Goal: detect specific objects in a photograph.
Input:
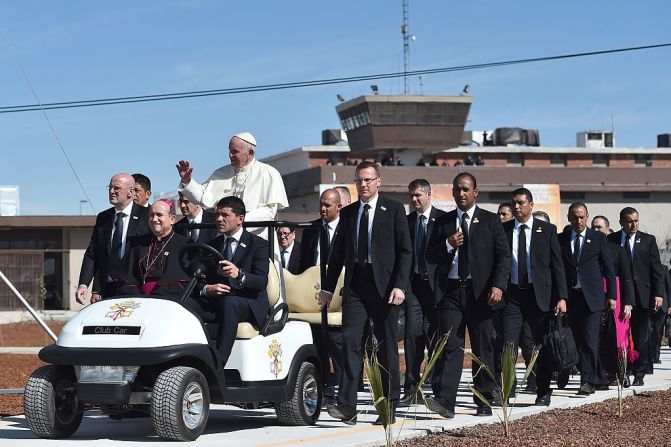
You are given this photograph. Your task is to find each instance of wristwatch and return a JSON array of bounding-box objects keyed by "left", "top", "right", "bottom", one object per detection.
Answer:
[{"left": 238, "top": 268, "right": 246, "bottom": 285}]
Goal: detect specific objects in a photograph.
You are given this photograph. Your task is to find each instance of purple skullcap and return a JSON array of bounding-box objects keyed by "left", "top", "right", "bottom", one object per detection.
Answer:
[{"left": 158, "top": 198, "right": 176, "bottom": 213}]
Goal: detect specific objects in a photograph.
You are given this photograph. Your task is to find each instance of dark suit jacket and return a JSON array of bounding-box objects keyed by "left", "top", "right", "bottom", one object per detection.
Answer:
[
  {"left": 174, "top": 210, "right": 218, "bottom": 244},
  {"left": 206, "top": 231, "right": 269, "bottom": 327},
  {"left": 426, "top": 206, "right": 511, "bottom": 307},
  {"left": 664, "top": 268, "right": 671, "bottom": 313},
  {"left": 299, "top": 218, "right": 341, "bottom": 273},
  {"left": 606, "top": 242, "right": 636, "bottom": 308},
  {"left": 503, "top": 218, "right": 568, "bottom": 312},
  {"left": 283, "top": 241, "right": 302, "bottom": 275},
  {"left": 558, "top": 228, "right": 616, "bottom": 312},
  {"left": 607, "top": 230, "right": 665, "bottom": 309},
  {"left": 323, "top": 196, "right": 412, "bottom": 299},
  {"left": 407, "top": 206, "right": 447, "bottom": 293},
  {"left": 78, "top": 203, "right": 150, "bottom": 297},
  {"left": 118, "top": 232, "right": 190, "bottom": 297}
]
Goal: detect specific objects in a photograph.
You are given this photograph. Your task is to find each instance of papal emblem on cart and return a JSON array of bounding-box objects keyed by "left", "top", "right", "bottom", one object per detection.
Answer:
[
  {"left": 105, "top": 300, "right": 141, "bottom": 321},
  {"left": 268, "top": 338, "right": 283, "bottom": 377}
]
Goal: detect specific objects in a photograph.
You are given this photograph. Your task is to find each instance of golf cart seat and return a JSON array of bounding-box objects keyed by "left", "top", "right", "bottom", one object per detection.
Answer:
[
  {"left": 284, "top": 266, "right": 344, "bottom": 326},
  {"left": 234, "top": 261, "right": 284, "bottom": 339}
]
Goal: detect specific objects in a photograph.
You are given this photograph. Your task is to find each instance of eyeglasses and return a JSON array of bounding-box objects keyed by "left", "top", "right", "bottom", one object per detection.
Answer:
[
  {"left": 354, "top": 177, "right": 379, "bottom": 185},
  {"left": 107, "top": 185, "right": 131, "bottom": 192},
  {"left": 276, "top": 231, "right": 293, "bottom": 237}
]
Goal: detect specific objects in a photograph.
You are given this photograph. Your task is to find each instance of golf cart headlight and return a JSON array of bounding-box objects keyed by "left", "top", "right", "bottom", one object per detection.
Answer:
[{"left": 75, "top": 365, "right": 140, "bottom": 383}]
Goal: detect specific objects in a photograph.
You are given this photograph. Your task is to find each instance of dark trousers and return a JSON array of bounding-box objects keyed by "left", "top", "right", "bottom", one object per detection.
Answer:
[
  {"left": 432, "top": 279, "right": 495, "bottom": 407},
  {"left": 567, "top": 289, "right": 601, "bottom": 385},
  {"left": 493, "top": 310, "right": 536, "bottom": 388},
  {"left": 403, "top": 273, "right": 438, "bottom": 393},
  {"left": 649, "top": 309, "right": 666, "bottom": 366},
  {"left": 501, "top": 285, "right": 552, "bottom": 396},
  {"left": 630, "top": 306, "right": 651, "bottom": 379},
  {"left": 185, "top": 294, "right": 261, "bottom": 366},
  {"left": 338, "top": 264, "right": 400, "bottom": 412}
]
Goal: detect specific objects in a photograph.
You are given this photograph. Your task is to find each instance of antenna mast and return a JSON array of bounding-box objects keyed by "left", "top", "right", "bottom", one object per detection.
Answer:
[{"left": 402, "top": 0, "right": 410, "bottom": 94}]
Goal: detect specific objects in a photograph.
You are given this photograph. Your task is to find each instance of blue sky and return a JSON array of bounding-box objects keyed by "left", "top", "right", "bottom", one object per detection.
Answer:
[{"left": 1, "top": 0, "right": 669, "bottom": 215}]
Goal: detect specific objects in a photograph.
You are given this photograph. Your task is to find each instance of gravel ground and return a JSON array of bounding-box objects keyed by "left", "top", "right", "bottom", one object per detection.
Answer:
[
  {"left": 0, "top": 322, "right": 63, "bottom": 416},
  {"left": 396, "top": 389, "right": 671, "bottom": 447}
]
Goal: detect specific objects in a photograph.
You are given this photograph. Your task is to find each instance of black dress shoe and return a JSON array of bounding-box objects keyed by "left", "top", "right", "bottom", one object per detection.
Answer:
[
  {"left": 623, "top": 377, "right": 631, "bottom": 388},
  {"left": 594, "top": 383, "right": 609, "bottom": 391},
  {"left": 535, "top": 391, "right": 552, "bottom": 406},
  {"left": 632, "top": 377, "right": 644, "bottom": 386},
  {"left": 398, "top": 392, "right": 416, "bottom": 407},
  {"left": 556, "top": 369, "right": 570, "bottom": 389},
  {"left": 578, "top": 382, "right": 595, "bottom": 395},
  {"left": 425, "top": 396, "right": 455, "bottom": 419},
  {"left": 327, "top": 404, "right": 357, "bottom": 425},
  {"left": 475, "top": 405, "right": 492, "bottom": 416}
]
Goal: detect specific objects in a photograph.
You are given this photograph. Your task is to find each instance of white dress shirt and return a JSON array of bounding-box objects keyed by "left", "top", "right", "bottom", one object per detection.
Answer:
[
  {"left": 111, "top": 201, "right": 134, "bottom": 259},
  {"left": 316, "top": 216, "right": 340, "bottom": 265},
  {"left": 447, "top": 205, "right": 475, "bottom": 279},
  {"left": 356, "top": 194, "right": 379, "bottom": 263}
]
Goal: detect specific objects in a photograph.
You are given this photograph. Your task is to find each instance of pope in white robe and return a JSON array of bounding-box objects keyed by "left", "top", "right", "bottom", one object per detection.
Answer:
[{"left": 176, "top": 131, "right": 288, "bottom": 239}]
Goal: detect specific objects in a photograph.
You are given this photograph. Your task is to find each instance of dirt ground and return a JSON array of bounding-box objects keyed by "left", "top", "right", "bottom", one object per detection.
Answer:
[{"left": 396, "top": 388, "right": 671, "bottom": 447}]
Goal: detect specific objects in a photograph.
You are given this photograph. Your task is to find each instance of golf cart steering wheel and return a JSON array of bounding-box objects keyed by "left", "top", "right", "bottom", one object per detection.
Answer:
[{"left": 178, "top": 243, "right": 224, "bottom": 281}]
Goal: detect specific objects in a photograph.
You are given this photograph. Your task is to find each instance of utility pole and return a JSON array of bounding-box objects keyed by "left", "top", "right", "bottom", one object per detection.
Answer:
[{"left": 402, "top": 0, "right": 410, "bottom": 94}]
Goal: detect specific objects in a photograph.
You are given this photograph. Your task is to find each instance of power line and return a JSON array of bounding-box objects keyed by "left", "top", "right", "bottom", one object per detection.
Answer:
[
  {"left": 0, "top": 25, "right": 97, "bottom": 214},
  {"left": 1, "top": 42, "right": 669, "bottom": 114}
]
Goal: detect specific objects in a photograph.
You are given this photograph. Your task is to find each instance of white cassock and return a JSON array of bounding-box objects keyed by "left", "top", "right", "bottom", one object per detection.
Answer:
[{"left": 178, "top": 158, "right": 289, "bottom": 239}]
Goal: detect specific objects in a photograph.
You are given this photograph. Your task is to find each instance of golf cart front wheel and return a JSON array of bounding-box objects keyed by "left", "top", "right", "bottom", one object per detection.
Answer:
[
  {"left": 24, "top": 365, "right": 83, "bottom": 439},
  {"left": 275, "top": 361, "right": 322, "bottom": 425},
  {"left": 151, "top": 366, "right": 210, "bottom": 441}
]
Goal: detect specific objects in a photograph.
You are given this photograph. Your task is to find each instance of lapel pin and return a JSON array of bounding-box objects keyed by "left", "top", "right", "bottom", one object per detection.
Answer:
[
  {"left": 240, "top": 242, "right": 247, "bottom": 248},
  {"left": 132, "top": 216, "right": 138, "bottom": 220},
  {"left": 164, "top": 251, "right": 169, "bottom": 256},
  {"left": 472, "top": 218, "right": 479, "bottom": 223},
  {"left": 586, "top": 239, "right": 591, "bottom": 243},
  {"left": 535, "top": 228, "right": 542, "bottom": 232},
  {"left": 431, "top": 217, "right": 435, "bottom": 222},
  {"left": 380, "top": 205, "right": 387, "bottom": 211}
]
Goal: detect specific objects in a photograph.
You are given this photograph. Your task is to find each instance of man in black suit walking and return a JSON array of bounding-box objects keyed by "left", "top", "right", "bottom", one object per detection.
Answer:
[
  {"left": 424, "top": 173, "right": 511, "bottom": 418},
  {"left": 607, "top": 207, "right": 665, "bottom": 386},
  {"left": 185, "top": 196, "right": 269, "bottom": 367},
  {"left": 76, "top": 173, "right": 150, "bottom": 304},
  {"left": 559, "top": 203, "right": 617, "bottom": 395},
  {"left": 299, "top": 188, "right": 342, "bottom": 273},
  {"left": 399, "top": 179, "right": 446, "bottom": 406},
  {"left": 502, "top": 188, "right": 568, "bottom": 406},
  {"left": 174, "top": 192, "right": 218, "bottom": 244},
  {"left": 318, "top": 161, "right": 412, "bottom": 425}
]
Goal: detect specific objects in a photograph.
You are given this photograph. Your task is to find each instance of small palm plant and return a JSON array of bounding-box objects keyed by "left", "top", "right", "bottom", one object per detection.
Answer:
[
  {"left": 364, "top": 330, "right": 450, "bottom": 447},
  {"left": 466, "top": 342, "right": 540, "bottom": 437},
  {"left": 616, "top": 345, "right": 627, "bottom": 417}
]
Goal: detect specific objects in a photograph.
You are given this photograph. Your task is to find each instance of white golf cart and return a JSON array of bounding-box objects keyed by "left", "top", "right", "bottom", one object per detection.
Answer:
[{"left": 23, "top": 221, "right": 335, "bottom": 442}]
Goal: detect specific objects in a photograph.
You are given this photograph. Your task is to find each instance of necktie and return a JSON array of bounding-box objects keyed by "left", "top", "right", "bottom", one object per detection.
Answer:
[
  {"left": 281, "top": 249, "right": 287, "bottom": 268},
  {"left": 417, "top": 215, "right": 427, "bottom": 277},
  {"left": 222, "top": 237, "right": 233, "bottom": 261},
  {"left": 458, "top": 214, "right": 469, "bottom": 279},
  {"left": 624, "top": 234, "right": 633, "bottom": 264},
  {"left": 573, "top": 234, "right": 582, "bottom": 264},
  {"left": 110, "top": 212, "right": 125, "bottom": 268},
  {"left": 572, "top": 233, "right": 581, "bottom": 287},
  {"left": 188, "top": 219, "right": 197, "bottom": 242},
  {"left": 518, "top": 224, "right": 528, "bottom": 287},
  {"left": 320, "top": 222, "right": 331, "bottom": 265},
  {"left": 357, "top": 204, "right": 370, "bottom": 266}
]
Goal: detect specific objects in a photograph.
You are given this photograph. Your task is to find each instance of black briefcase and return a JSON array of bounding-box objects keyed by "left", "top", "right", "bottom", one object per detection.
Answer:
[{"left": 543, "top": 314, "right": 579, "bottom": 371}]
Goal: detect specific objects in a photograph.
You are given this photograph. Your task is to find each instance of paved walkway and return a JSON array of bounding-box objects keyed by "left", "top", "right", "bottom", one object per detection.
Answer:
[{"left": 2, "top": 348, "right": 670, "bottom": 446}]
